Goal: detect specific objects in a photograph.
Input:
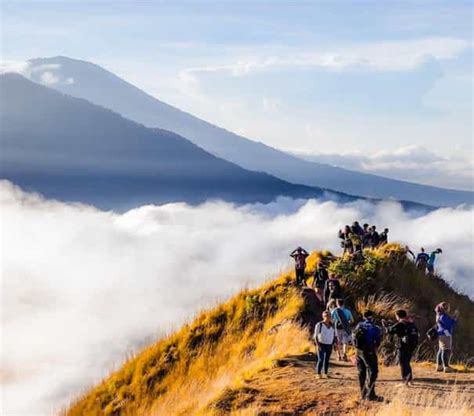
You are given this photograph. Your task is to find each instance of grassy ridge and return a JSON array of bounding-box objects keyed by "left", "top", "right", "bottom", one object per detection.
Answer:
[{"left": 65, "top": 245, "right": 473, "bottom": 415}]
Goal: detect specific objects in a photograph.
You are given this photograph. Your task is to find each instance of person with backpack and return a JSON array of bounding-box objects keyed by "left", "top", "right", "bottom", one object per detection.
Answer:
[
  {"left": 382, "top": 310, "right": 419, "bottom": 385},
  {"left": 415, "top": 248, "right": 429, "bottom": 273},
  {"left": 290, "top": 247, "right": 309, "bottom": 287},
  {"left": 313, "top": 261, "right": 329, "bottom": 303},
  {"left": 313, "top": 310, "right": 336, "bottom": 378},
  {"left": 339, "top": 226, "right": 353, "bottom": 255},
  {"left": 427, "top": 248, "right": 442, "bottom": 275},
  {"left": 353, "top": 310, "right": 383, "bottom": 402},
  {"left": 435, "top": 302, "right": 459, "bottom": 373},
  {"left": 331, "top": 298, "right": 354, "bottom": 361}
]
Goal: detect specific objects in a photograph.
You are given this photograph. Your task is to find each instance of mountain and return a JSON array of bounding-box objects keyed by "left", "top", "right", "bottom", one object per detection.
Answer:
[
  {"left": 0, "top": 73, "right": 361, "bottom": 210},
  {"left": 26, "top": 56, "right": 473, "bottom": 207},
  {"left": 65, "top": 244, "right": 474, "bottom": 415}
]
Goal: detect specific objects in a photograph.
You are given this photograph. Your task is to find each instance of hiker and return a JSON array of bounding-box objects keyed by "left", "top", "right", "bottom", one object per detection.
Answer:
[
  {"left": 435, "top": 302, "right": 458, "bottom": 373},
  {"left": 313, "top": 310, "right": 336, "bottom": 378},
  {"left": 404, "top": 246, "right": 416, "bottom": 262},
  {"left": 313, "top": 261, "right": 329, "bottom": 302},
  {"left": 379, "top": 228, "right": 389, "bottom": 246},
  {"left": 362, "top": 223, "right": 370, "bottom": 248},
  {"left": 427, "top": 248, "right": 442, "bottom": 275},
  {"left": 290, "top": 247, "right": 309, "bottom": 287},
  {"left": 352, "top": 221, "right": 364, "bottom": 237},
  {"left": 368, "top": 226, "right": 380, "bottom": 249},
  {"left": 382, "top": 310, "right": 419, "bottom": 386},
  {"left": 324, "top": 276, "right": 343, "bottom": 307},
  {"left": 350, "top": 225, "right": 363, "bottom": 253},
  {"left": 353, "top": 310, "right": 383, "bottom": 402},
  {"left": 415, "top": 248, "right": 429, "bottom": 272},
  {"left": 331, "top": 299, "right": 354, "bottom": 361},
  {"left": 339, "top": 225, "right": 353, "bottom": 254}
]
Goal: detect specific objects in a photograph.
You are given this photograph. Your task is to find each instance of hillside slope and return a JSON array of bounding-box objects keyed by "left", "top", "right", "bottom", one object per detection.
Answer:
[
  {"left": 65, "top": 245, "right": 474, "bottom": 415},
  {"left": 26, "top": 56, "right": 474, "bottom": 207},
  {"left": 0, "top": 73, "right": 357, "bottom": 210}
]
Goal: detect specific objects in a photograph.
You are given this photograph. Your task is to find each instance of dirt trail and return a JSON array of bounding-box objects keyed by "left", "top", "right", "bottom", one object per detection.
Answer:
[{"left": 213, "top": 353, "right": 474, "bottom": 415}]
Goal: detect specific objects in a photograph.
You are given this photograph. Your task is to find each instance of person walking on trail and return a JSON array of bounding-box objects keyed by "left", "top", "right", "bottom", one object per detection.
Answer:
[
  {"left": 382, "top": 310, "right": 419, "bottom": 386},
  {"left": 313, "top": 310, "right": 336, "bottom": 379},
  {"left": 435, "top": 302, "right": 459, "bottom": 373},
  {"left": 331, "top": 299, "right": 354, "bottom": 361},
  {"left": 427, "top": 248, "right": 442, "bottom": 275},
  {"left": 353, "top": 310, "right": 383, "bottom": 402},
  {"left": 324, "top": 276, "right": 343, "bottom": 307},
  {"left": 290, "top": 247, "right": 309, "bottom": 287},
  {"left": 415, "top": 248, "right": 429, "bottom": 272},
  {"left": 313, "top": 261, "right": 329, "bottom": 303},
  {"left": 379, "top": 228, "right": 389, "bottom": 246},
  {"left": 339, "top": 225, "right": 353, "bottom": 254}
]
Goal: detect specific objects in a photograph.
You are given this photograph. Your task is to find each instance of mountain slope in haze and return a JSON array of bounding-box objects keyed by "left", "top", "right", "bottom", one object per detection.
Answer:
[
  {"left": 65, "top": 245, "right": 474, "bottom": 415},
  {"left": 0, "top": 73, "right": 359, "bottom": 210},
  {"left": 26, "top": 56, "right": 473, "bottom": 207}
]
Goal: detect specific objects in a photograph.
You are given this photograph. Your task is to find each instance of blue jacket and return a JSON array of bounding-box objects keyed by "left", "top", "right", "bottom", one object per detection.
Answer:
[
  {"left": 437, "top": 313, "right": 456, "bottom": 336},
  {"left": 357, "top": 319, "right": 382, "bottom": 350}
]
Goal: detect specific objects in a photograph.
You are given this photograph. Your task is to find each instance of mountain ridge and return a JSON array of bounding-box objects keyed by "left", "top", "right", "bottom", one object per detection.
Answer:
[{"left": 26, "top": 56, "right": 473, "bottom": 207}]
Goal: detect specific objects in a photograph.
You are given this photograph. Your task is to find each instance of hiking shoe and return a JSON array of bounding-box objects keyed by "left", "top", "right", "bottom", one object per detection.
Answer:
[
  {"left": 317, "top": 374, "right": 323, "bottom": 379},
  {"left": 343, "top": 354, "right": 348, "bottom": 362},
  {"left": 325, "top": 373, "right": 331, "bottom": 379},
  {"left": 367, "top": 396, "right": 384, "bottom": 402},
  {"left": 436, "top": 366, "right": 443, "bottom": 372},
  {"left": 444, "top": 367, "right": 455, "bottom": 373}
]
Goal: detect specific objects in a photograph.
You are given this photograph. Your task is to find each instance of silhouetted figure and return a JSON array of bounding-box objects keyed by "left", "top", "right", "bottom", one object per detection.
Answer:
[{"left": 290, "top": 247, "right": 309, "bottom": 287}]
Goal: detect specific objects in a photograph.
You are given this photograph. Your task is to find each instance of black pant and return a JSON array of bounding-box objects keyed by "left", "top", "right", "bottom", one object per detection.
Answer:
[
  {"left": 356, "top": 350, "right": 378, "bottom": 400},
  {"left": 295, "top": 268, "right": 305, "bottom": 286},
  {"left": 317, "top": 343, "right": 332, "bottom": 374},
  {"left": 399, "top": 347, "right": 414, "bottom": 382}
]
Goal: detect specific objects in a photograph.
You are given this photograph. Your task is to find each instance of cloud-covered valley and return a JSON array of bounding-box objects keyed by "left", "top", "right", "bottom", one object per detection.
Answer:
[{"left": 1, "top": 180, "right": 473, "bottom": 414}]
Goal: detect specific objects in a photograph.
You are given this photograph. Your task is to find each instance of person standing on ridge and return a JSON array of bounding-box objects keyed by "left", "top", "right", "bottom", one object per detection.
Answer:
[
  {"left": 313, "top": 310, "right": 336, "bottom": 379},
  {"left": 313, "top": 261, "right": 329, "bottom": 303},
  {"left": 379, "top": 228, "right": 389, "bottom": 246},
  {"left": 368, "top": 226, "right": 380, "bottom": 249},
  {"left": 382, "top": 310, "right": 419, "bottom": 386},
  {"left": 339, "top": 225, "right": 353, "bottom": 254},
  {"left": 415, "top": 248, "right": 429, "bottom": 273},
  {"left": 427, "top": 248, "right": 442, "bottom": 275},
  {"left": 331, "top": 298, "right": 354, "bottom": 361},
  {"left": 290, "top": 247, "right": 309, "bottom": 287},
  {"left": 362, "top": 223, "right": 370, "bottom": 248},
  {"left": 353, "top": 310, "right": 383, "bottom": 402},
  {"left": 435, "top": 302, "right": 458, "bottom": 373}
]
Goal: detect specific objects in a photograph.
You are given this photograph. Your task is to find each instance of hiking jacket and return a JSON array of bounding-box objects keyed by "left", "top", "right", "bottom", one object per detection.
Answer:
[
  {"left": 387, "top": 320, "right": 417, "bottom": 350},
  {"left": 436, "top": 312, "right": 456, "bottom": 336},
  {"left": 314, "top": 322, "right": 336, "bottom": 345},
  {"left": 427, "top": 252, "right": 438, "bottom": 266}
]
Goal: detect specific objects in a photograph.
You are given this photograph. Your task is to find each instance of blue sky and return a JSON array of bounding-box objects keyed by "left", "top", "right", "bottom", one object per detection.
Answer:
[{"left": 1, "top": 1, "right": 472, "bottom": 169}]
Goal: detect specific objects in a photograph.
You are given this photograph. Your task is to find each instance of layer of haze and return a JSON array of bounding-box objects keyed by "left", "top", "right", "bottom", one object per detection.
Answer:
[{"left": 1, "top": 181, "right": 473, "bottom": 414}]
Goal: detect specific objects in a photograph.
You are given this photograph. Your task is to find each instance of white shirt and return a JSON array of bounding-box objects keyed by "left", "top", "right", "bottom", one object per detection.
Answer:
[{"left": 314, "top": 321, "right": 336, "bottom": 345}]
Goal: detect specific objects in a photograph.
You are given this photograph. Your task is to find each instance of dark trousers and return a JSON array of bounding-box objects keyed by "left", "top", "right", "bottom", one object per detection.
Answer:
[
  {"left": 295, "top": 268, "right": 305, "bottom": 286},
  {"left": 399, "top": 347, "right": 414, "bottom": 382},
  {"left": 356, "top": 350, "right": 378, "bottom": 400},
  {"left": 317, "top": 343, "right": 332, "bottom": 374}
]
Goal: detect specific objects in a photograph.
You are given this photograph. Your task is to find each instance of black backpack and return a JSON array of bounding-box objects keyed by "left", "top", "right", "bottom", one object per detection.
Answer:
[
  {"left": 352, "top": 325, "right": 367, "bottom": 350},
  {"left": 401, "top": 322, "right": 419, "bottom": 349}
]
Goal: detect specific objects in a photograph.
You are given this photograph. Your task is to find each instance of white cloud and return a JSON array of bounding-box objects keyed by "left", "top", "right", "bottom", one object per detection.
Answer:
[
  {"left": 182, "top": 37, "right": 470, "bottom": 78},
  {"left": 295, "top": 145, "right": 474, "bottom": 192},
  {"left": 1, "top": 181, "right": 473, "bottom": 414}
]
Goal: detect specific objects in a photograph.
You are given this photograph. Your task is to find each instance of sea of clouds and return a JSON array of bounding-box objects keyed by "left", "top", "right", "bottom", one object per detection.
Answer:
[{"left": 1, "top": 180, "right": 473, "bottom": 415}]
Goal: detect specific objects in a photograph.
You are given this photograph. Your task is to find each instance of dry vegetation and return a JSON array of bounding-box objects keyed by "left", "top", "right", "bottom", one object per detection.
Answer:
[{"left": 64, "top": 245, "right": 473, "bottom": 415}]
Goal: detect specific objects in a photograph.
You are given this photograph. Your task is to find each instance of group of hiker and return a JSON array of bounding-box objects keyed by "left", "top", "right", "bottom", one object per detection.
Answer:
[
  {"left": 338, "top": 221, "right": 389, "bottom": 254},
  {"left": 289, "top": 226, "right": 456, "bottom": 403}
]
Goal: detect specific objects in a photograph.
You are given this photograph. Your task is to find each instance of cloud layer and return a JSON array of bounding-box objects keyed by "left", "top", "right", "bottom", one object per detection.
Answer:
[
  {"left": 1, "top": 181, "right": 473, "bottom": 414},
  {"left": 296, "top": 145, "right": 474, "bottom": 192}
]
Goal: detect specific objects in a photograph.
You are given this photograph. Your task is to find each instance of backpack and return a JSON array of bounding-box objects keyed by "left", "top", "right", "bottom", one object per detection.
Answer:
[
  {"left": 352, "top": 325, "right": 367, "bottom": 350},
  {"left": 401, "top": 322, "right": 419, "bottom": 349},
  {"left": 426, "top": 326, "right": 438, "bottom": 341},
  {"left": 335, "top": 308, "right": 351, "bottom": 335}
]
